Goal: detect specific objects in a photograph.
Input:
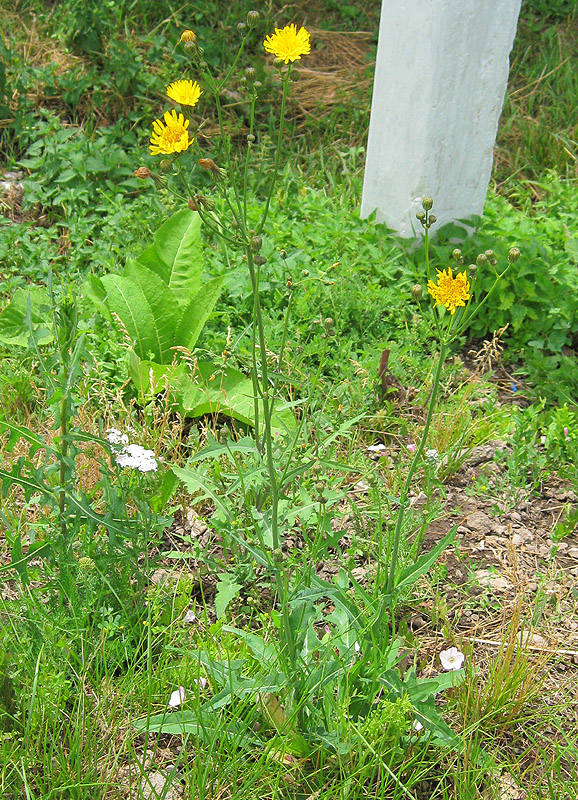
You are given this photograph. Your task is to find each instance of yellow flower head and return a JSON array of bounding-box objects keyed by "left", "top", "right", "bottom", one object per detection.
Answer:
[
  {"left": 178, "top": 30, "right": 197, "bottom": 44},
  {"left": 149, "top": 109, "right": 193, "bottom": 156},
  {"left": 427, "top": 267, "right": 470, "bottom": 315},
  {"left": 263, "top": 23, "right": 311, "bottom": 64},
  {"left": 167, "top": 79, "right": 202, "bottom": 107}
]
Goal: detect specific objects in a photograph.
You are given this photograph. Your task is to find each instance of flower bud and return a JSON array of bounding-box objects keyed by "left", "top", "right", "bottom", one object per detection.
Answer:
[
  {"left": 237, "top": 21, "right": 247, "bottom": 33},
  {"left": 250, "top": 235, "right": 262, "bottom": 251},
  {"left": 134, "top": 166, "right": 152, "bottom": 179},
  {"left": 476, "top": 253, "right": 488, "bottom": 267},
  {"left": 280, "top": 249, "right": 287, "bottom": 258},
  {"left": 218, "top": 426, "right": 230, "bottom": 444},
  {"left": 291, "top": 71, "right": 300, "bottom": 82},
  {"left": 272, "top": 548, "right": 283, "bottom": 562},
  {"left": 244, "top": 66, "right": 256, "bottom": 80},
  {"left": 247, "top": 133, "right": 255, "bottom": 144},
  {"left": 315, "top": 481, "right": 325, "bottom": 493},
  {"left": 428, "top": 214, "right": 437, "bottom": 225},
  {"left": 416, "top": 211, "right": 426, "bottom": 222},
  {"left": 198, "top": 158, "right": 226, "bottom": 179},
  {"left": 194, "top": 194, "right": 216, "bottom": 211},
  {"left": 199, "top": 60, "right": 208, "bottom": 70},
  {"left": 247, "top": 10, "right": 260, "bottom": 27},
  {"left": 508, "top": 247, "right": 521, "bottom": 263},
  {"left": 323, "top": 317, "right": 334, "bottom": 330},
  {"left": 254, "top": 255, "right": 266, "bottom": 266},
  {"left": 159, "top": 159, "right": 174, "bottom": 173},
  {"left": 253, "top": 80, "right": 262, "bottom": 90},
  {"left": 273, "top": 57, "right": 284, "bottom": 69},
  {"left": 411, "top": 284, "right": 423, "bottom": 301},
  {"left": 302, "top": 269, "right": 309, "bottom": 276},
  {"left": 183, "top": 41, "right": 198, "bottom": 56},
  {"left": 312, "top": 462, "right": 323, "bottom": 475},
  {"left": 451, "top": 248, "right": 462, "bottom": 261},
  {"left": 188, "top": 197, "right": 197, "bottom": 211},
  {"left": 484, "top": 249, "right": 496, "bottom": 261},
  {"left": 422, "top": 196, "right": 433, "bottom": 211},
  {"left": 468, "top": 263, "right": 477, "bottom": 276}
]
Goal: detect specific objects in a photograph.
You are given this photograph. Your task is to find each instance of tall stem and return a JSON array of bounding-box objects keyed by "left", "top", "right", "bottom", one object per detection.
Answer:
[{"left": 385, "top": 341, "right": 447, "bottom": 595}]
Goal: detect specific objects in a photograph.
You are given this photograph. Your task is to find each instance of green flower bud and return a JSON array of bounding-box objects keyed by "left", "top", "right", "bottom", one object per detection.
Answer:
[
  {"left": 315, "top": 481, "right": 325, "bottom": 493},
  {"left": 422, "top": 197, "right": 433, "bottom": 211},
  {"left": 237, "top": 22, "right": 247, "bottom": 33},
  {"left": 251, "top": 235, "right": 262, "bottom": 251},
  {"left": 416, "top": 211, "right": 426, "bottom": 222},
  {"left": 508, "top": 247, "right": 521, "bottom": 263},
  {"left": 254, "top": 254, "right": 266, "bottom": 266},
  {"left": 468, "top": 263, "right": 477, "bottom": 276},
  {"left": 476, "top": 253, "right": 488, "bottom": 267},
  {"left": 253, "top": 80, "right": 262, "bottom": 89},
  {"left": 159, "top": 159, "right": 174, "bottom": 173},
  {"left": 312, "top": 462, "right": 323, "bottom": 475},
  {"left": 247, "top": 133, "right": 256, "bottom": 144},
  {"left": 323, "top": 317, "right": 334, "bottom": 330},
  {"left": 247, "top": 10, "right": 260, "bottom": 27},
  {"left": 428, "top": 214, "right": 437, "bottom": 225},
  {"left": 451, "top": 248, "right": 462, "bottom": 261},
  {"left": 484, "top": 249, "right": 496, "bottom": 261},
  {"left": 245, "top": 66, "right": 256, "bottom": 80},
  {"left": 411, "top": 284, "right": 423, "bottom": 301},
  {"left": 272, "top": 548, "right": 283, "bottom": 563}
]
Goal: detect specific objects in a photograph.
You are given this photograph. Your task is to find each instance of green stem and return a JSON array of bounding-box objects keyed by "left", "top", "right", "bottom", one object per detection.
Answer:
[
  {"left": 385, "top": 340, "right": 447, "bottom": 595},
  {"left": 256, "top": 68, "right": 291, "bottom": 235}
]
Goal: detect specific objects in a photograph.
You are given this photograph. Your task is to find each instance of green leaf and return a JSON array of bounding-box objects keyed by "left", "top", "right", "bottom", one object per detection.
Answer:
[
  {"left": 138, "top": 208, "right": 204, "bottom": 305},
  {"left": 392, "top": 526, "right": 458, "bottom": 596},
  {"left": 174, "top": 275, "right": 224, "bottom": 350},
  {"left": 215, "top": 573, "right": 242, "bottom": 619},
  {"left": 101, "top": 270, "right": 180, "bottom": 362},
  {"left": 0, "top": 287, "right": 53, "bottom": 347}
]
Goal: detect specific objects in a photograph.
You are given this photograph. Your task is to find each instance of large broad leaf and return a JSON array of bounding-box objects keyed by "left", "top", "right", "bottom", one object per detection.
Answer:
[
  {"left": 137, "top": 208, "right": 204, "bottom": 305},
  {"left": 0, "top": 286, "right": 53, "bottom": 347},
  {"left": 174, "top": 275, "right": 224, "bottom": 351},
  {"left": 101, "top": 268, "right": 181, "bottom": 363}
]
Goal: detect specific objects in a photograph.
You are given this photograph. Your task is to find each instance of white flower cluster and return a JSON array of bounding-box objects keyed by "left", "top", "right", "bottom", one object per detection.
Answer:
[
  {"left": 106, "top": 428, "right": 129, "bottom": 446},
  {"left": 106, "top": 429, "right": 158, "bottom": 473}
]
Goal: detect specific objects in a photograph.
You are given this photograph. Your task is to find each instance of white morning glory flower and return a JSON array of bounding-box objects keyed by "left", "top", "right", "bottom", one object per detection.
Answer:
[
  {"left": 368, "top": 443, "right": 387, "bottom": 453},
  {"left": 439, "top": 646, "right": 465, "bottom": 671},
  {"left": 168, "top": 686, "right": 186, "bottom": 708}
]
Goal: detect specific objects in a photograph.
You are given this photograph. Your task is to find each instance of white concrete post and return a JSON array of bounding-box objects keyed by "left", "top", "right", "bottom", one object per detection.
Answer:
[{"left": 360, "top": 0, "right": 522, "bottom": 237}]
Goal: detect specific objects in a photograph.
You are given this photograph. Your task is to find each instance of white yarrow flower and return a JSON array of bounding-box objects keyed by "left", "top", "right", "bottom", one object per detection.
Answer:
[
  {"left": 425, "top": 448, "right": 439, "bottom": 463},
  {"left": 168, "top": 686, "right": 186, "bottom": 708},
  {"left": 439, "top": 646, "right": 465, "bottom": 671},
  {"left": 115, "top": 443, "right": 158, "bottom": 473},
  {"left": 106, "top": 427, "right": 129, "bottom": 446}
]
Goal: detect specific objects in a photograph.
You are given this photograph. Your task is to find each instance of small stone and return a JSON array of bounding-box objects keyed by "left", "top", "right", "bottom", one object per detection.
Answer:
[
  {"left": 466, "top": 511, "right": 493, "bottom": 536},
  {"left": 566, "top": 547, "right": 578, "bottom": 559},
  {"left": 517, "top": 631, "right": 548, "bottom": 648},
  {"left": 511, "top": 533, "right": 523, "bottom": 547},
  {"left": 475, "top": 569, "right": 511, "bottom": 590},
  {"left": 526, "top": 582, "right": 538, "bottom": 592},
  {"left": 510, "top": 511, "right": 522, "bottom": 523}
]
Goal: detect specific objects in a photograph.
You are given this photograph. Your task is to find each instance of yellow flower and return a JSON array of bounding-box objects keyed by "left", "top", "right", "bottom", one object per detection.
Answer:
[
  {"left": 167, "top": 79, "right": 202, "bottom": 107},
  {"left": 427, "top": 267, "right": 470, "bottom": 315},
  {"left": 149, "top": 109, "right": 193, "bottom": 156},
  {"left": 263, "top": 23, "right": 310, "bottom": 64},
  {"left": 178, "top": 30, "right": 197, "bottom": 44}
]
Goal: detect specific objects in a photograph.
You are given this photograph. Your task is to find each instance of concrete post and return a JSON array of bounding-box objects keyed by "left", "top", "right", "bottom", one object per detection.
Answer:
[{"left": 360, "top": 0, "right": 522, "bottom": 237}]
